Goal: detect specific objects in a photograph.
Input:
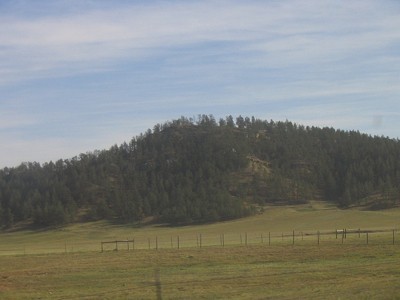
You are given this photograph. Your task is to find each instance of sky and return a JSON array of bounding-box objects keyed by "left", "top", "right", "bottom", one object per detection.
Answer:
[{"left": 1, "top": 0, "right": 400, "bottom": 168}]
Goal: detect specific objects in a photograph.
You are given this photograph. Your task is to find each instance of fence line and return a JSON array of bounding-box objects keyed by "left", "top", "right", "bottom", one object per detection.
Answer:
[
  {"left": 0, "top": 228, "right": 398, "bottom": 256},
  {"left": 98, "top": 228, "right": 398, "bottom": 252},
  {"left": 101, "top": 240, "right": 135, "bottom": 252}
]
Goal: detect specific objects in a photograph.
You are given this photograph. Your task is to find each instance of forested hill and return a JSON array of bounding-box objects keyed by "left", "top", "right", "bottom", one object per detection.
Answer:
[{"left": 1, "top": 115, "right": 400, "bottom": 228}]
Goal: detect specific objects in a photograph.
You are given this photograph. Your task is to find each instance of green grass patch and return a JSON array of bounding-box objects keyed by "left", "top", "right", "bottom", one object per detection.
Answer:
[{"left": 1, "top": 201, "right": 400, "bottom": 255}]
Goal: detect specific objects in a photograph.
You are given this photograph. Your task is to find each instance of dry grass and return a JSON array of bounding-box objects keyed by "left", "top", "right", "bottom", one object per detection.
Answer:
[
  {"left": 0, "top": 244, "right": 399, "bottom": 299},
  {"left": 1, "top": 202, "right": 400, "bottom": 299}
]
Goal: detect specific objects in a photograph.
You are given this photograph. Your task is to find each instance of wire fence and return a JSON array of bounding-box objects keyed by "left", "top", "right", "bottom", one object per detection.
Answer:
[
  {"left": 100, "top": 228, "right": 398, "bottom": 252},
  {"left": 1, "top": 228, "right": 398, "bottom": 256}
]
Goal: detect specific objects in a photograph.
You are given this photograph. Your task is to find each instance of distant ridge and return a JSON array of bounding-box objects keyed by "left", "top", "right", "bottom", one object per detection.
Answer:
[{"left": 1, "top": 115, "right": 399, "bottom": 228}]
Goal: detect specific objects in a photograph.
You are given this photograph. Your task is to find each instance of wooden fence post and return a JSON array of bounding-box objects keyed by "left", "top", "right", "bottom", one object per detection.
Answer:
[
  {"left": 269, "top": 232, "right": 271, "bottom": 246},
  {"left": 292, "top": 230, "right": 295, "bottom": 245},
  {"left": 317, "top": 231, "right": 320, "bottom": 245},
  {"left": 200, "top": 234, "right": 202, "bottom": 248},
  {"left": 155, "top": 268, "right": 162, "bottom": 300},
  {"left": 366, "top": 232, "right": 369, "bottom": 245},
  {"left": 177, "top": 236, "right": 180, "bottom": 249},
  {"left": 245, "top": 232, "right": 248, "bottom": 246}
]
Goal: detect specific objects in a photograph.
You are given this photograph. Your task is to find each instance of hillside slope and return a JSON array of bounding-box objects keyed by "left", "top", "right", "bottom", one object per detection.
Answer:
[{"left": 1, "top": 115, "right": 400, "bottom": 227}]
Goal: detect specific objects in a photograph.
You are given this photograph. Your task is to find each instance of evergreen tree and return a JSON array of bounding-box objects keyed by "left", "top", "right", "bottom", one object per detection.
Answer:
[{"left": 1, "top": 115, "right": 400, "bottom": 228}]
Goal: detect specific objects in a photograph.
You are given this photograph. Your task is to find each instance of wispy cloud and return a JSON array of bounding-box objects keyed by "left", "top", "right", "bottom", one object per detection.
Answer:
[
  {"left": 2, "top": 1, "right": 396, "bottom": 83},
  {"left": 0, "top": 110, "right": 37, "bottom": 130},
  {"left": 0, "top": 0, "right": 399, "bottom": 167}
]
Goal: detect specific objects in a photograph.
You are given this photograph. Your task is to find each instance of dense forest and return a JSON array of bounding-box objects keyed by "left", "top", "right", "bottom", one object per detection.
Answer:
[{"left": 1, "top": 115, "right": 400, "bottom": 228}]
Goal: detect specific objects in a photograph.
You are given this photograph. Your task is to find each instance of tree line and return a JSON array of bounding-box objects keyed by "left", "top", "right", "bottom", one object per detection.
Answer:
[{"left": 1, "top": 115, "right": 399, "bottom": 228}]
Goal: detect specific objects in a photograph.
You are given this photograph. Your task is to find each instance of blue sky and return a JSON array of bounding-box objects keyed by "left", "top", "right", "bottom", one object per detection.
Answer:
[{"left": 1, "top": 0, "right": 400, "bottom": 168}]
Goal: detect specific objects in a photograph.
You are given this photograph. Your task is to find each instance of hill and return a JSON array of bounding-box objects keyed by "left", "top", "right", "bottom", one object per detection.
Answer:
[{"left": 1, "top": 115, "right": 400, "bottom": 228}]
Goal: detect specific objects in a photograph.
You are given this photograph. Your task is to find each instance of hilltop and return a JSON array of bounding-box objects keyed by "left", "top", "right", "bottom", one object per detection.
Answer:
[{"left": 1, "top": 115, "right": 400, "bottom": 228}]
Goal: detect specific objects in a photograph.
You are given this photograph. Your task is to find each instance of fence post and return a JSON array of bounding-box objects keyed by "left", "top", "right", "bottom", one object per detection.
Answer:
[
  {"left": 366, "top": 232, "right": 369, "bottom": 245},
  {"left": 101, "top": 242, "right": 103, "bottom": 252},
  {"left": 116, "top": 241, "right": 118, "bottom": 251},
  {"left": 200, "top": 234, "right": 202, "bottom": 248},
  {"left": 317, "top": 231, "right": 320, "bottom": 245},
  {"left": 155, "top": 268, "right": 162, "bottom": 300},
  {"left": 156, "top": 236, "right": 158, "bottom": 250},
  {"left": 245, "top": 232, "right": 248, "bottom": 246},
  {"left": 393, "top": 229, "right": 395, "bottom": 245},
  {"left": 240, "top": 234, "right": 243, "bottom": 245},
  {"left": 177, "top": 236, "right": 180, "bottom": 249},
  {"left": 292, "top": 230, "right": 295, "bottom": 245},
  {"left": 358, "top": 229, "right": 361, "bottom": 238},
  {"left": 269, "top": 232, "right": 271, "bottom": 246},
  {"left": 133, "top": 238, "right": 135, "bottom": 251}
]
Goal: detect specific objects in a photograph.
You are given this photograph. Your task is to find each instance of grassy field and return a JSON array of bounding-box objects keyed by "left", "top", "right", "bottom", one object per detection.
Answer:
[
  {"left": 0, "top": 245, "right": 399, "bottom": 299},
  {"left": 1, "top": 201, "right": 399, "bottom": 254},
  {"left": 0, "top": 202, "right": 400, "bottom": 299}
]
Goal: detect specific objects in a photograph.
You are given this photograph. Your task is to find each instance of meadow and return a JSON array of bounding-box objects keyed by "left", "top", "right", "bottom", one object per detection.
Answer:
[{"left": 1, "top": 202, "right": 400, "bottom": 299}]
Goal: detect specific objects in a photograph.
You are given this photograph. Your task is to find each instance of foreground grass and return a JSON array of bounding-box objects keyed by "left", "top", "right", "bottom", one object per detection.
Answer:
[
  {"left": 1, "top": 202, "right": 400, "bottom": 299},
  {"left": 0, "top": 244, "right": 399, "bottom": 299}
]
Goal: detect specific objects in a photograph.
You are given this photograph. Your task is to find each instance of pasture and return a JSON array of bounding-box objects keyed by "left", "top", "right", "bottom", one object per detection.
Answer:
[
  {"left": 1, "top": 202, "right": 400, "bottom": 299},
  {"left": 1, "top": 245, "right": 400, "bottom": 299}
]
